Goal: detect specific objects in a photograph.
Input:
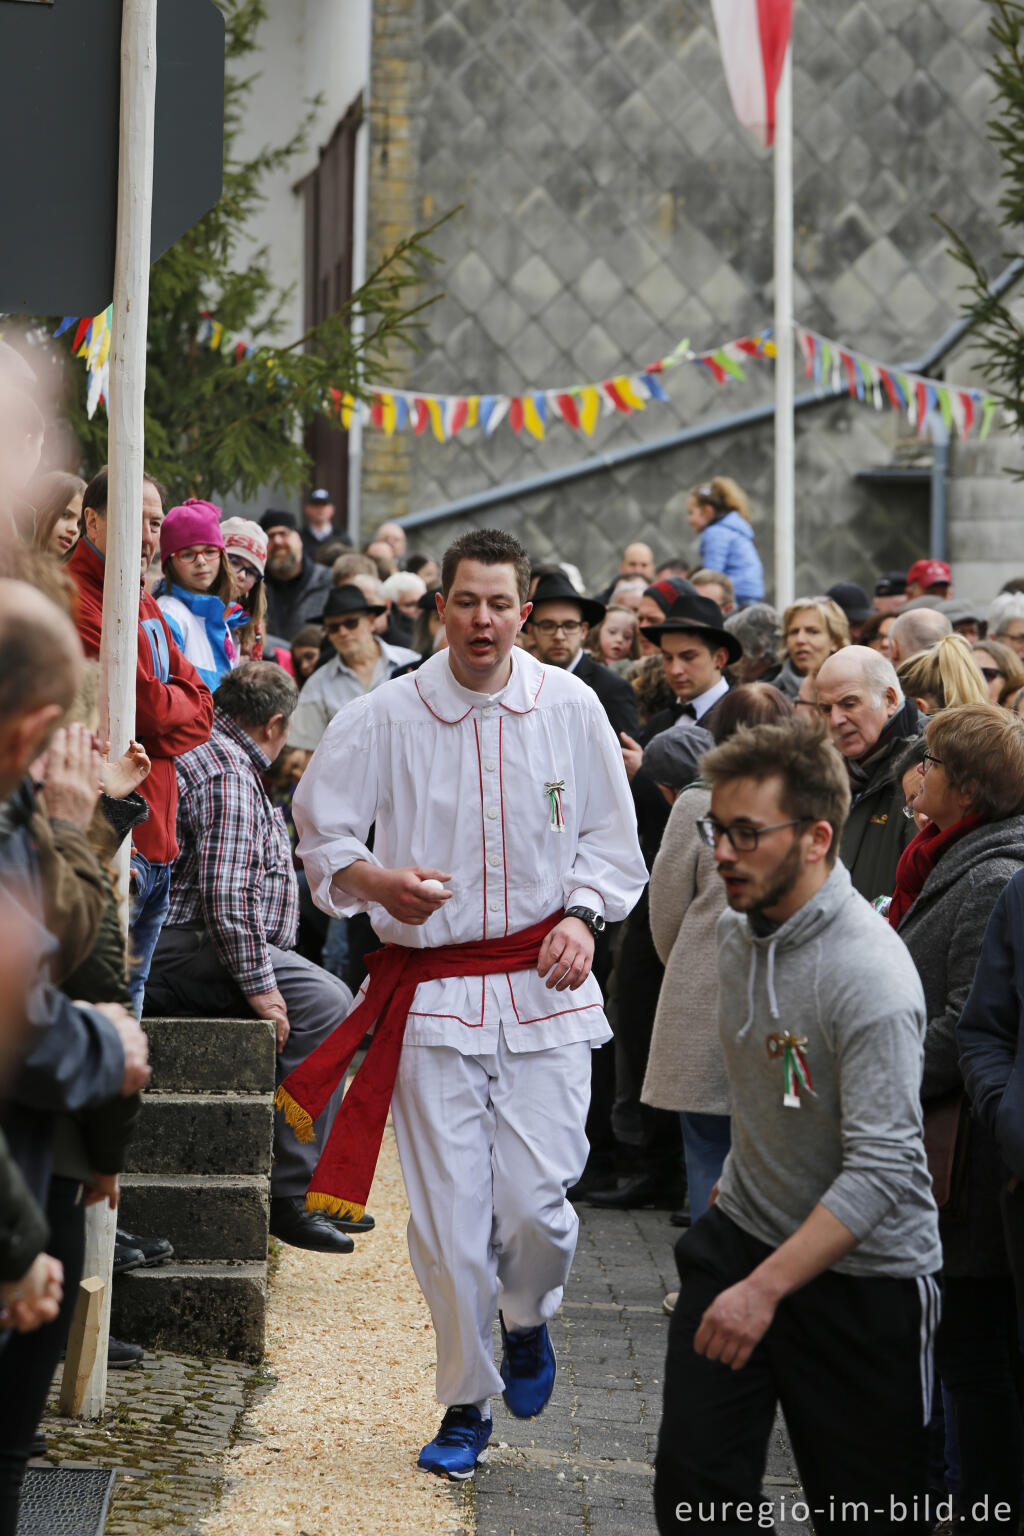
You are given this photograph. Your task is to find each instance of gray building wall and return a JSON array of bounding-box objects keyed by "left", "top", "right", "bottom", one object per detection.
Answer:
[{"left": 365, "top": 0, "right": 1021, "bottom": 601}]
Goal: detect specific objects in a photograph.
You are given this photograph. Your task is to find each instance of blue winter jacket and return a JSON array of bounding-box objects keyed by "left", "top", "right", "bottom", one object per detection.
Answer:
[
  {"left": 157, "top": 583, "right": 246, "bottom": 691},
  {"left": 698, "top": 510, "right": 765, "bottom": 605},
  {"left": 959, "top": 869, "right": 1024, "bottom": 1179}
]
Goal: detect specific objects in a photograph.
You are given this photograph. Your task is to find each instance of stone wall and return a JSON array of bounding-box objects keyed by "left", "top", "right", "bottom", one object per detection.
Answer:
[{"left": 365, "top": 0, "right": 1020, "bottom": 600}]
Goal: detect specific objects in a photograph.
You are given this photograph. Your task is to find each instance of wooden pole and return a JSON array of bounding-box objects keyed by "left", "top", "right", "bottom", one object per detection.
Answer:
[
  {"left": 82, "top": 0, "right": 158, "bottom": 1420},
  {"left": 773, "top": 43, "right": 795, "bottom": 612}
]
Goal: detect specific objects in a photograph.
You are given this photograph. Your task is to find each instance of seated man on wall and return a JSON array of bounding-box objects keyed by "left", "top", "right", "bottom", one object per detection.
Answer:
[{"left": 145, "top": 661, "right": 364, "bottom": 1255}]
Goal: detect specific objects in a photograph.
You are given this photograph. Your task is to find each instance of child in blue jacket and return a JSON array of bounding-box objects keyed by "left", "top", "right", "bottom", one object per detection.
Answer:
[{"left": 687, "top": 476, "right": 765, "bottom": 606}]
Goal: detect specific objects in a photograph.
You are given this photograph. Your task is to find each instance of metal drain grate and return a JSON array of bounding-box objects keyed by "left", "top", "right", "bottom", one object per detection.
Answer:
[{"left": 17, "top": 1466, "right": 116, "bottom": 1536}]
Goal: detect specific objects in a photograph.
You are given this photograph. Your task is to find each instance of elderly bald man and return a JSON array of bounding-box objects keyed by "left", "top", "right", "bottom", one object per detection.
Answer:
[
  {"left": 815, "top": 646, "right": 921, "bottom": 903},
  {"left": 889, "top": 607, "right": 951, "bottom": 667}
]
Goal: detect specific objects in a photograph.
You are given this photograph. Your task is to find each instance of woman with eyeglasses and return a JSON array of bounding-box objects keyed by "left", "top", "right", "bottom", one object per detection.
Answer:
[
  {"left": 220, "top": 517, "right": 269, "bottom": 661},
  {"left": 888, "top": 703, "right": 1024, "bottom": 1530},
  {"left": 971, "top": 637, "right": 1024, "bottom": 707},
  {"left": 156, "top": 500, "right": 245, "bottom": 689},
  {"left": 685, "top": 476, "right": 764, "bottom": 608}
]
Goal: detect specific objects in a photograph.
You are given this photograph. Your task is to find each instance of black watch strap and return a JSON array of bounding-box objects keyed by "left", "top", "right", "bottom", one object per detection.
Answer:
[{"left": 564, "top": 905, "right": 606, "bottom": 936}]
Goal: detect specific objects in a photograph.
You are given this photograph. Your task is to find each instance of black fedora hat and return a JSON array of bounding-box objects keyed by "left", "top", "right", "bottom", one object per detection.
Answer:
[
  {"left": 322, "top": 583, "right": 385, "bottom": 621},
  {"left": 528, "top": 570, "right": 605, "bottom": 628},
  {"left": 640, "top": 591, "right": 743, "bottom": 664}
]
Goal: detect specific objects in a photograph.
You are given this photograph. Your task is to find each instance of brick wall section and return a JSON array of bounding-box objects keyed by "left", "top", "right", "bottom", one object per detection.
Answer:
[{"left": 367, "top": 0, "right": 1019, "bottom": 595}]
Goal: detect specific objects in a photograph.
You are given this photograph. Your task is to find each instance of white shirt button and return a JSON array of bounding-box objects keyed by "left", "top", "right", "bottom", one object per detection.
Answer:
[
  {"left": 489, "top": 901, "right": 501, "bottom": 913},
  {"left": 487, "top": 806, "right": 499, "bottom": 820},
  {"left": 488, "top": 855, "right": 500, "bottom": 867},
  {"left": 485, "top": 760, "right": 497, "bottom": 772},
  {"left": 482, "top": 706, "right": 494, "bottom": 717}
]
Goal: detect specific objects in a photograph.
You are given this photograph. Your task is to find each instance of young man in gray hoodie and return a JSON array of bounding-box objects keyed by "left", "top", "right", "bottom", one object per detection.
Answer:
[{"left": 654, "top": 716, "right": 942, "bottom": 1536}]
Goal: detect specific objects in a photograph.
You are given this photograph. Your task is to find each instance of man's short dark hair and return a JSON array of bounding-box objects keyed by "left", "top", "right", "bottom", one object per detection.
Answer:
[
  {"left": 81, "top": 465, "right": 168, "bottom": 520},
  {"left": 214, "top": 661, "right": 298, "bottom": 728},
  {"left": 442, "top": 530, "right": 531, "bottom": 604},
  {"left": 700, "top": 715, "right": 851, "bottom": 867}
]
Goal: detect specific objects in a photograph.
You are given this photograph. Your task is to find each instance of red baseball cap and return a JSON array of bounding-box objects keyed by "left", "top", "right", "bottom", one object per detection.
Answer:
[{"left": 906, "top": 559, "right": 951, "bottom": 590}]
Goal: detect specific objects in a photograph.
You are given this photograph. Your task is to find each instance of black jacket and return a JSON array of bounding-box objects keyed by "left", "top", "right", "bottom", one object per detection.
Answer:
[
  {"left": 839, "top": 697, "right": 921, "bottom": 903},
  {"left": 960, "top": 867, "right": 1024, "bottom": 1183},
  {"left": 264, "top": 556, "right": 332, "bottom": 644},
  {"left": 573, "top": 652, "right": 641, "bottom": 741}
]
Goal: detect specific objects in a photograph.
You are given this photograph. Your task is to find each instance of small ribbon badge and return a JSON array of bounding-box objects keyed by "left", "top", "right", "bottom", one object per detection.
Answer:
[
  {"left": 545, "top": 779, "right": 566, "bottom": 834},
  {"left": 766, "top": 1032, "right": 813, "bottom": 1109}
]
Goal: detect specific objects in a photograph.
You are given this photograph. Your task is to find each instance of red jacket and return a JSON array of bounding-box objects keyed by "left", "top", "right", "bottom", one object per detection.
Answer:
[{"left": 68, "top": 538, "right": 214, "bottom": 865}]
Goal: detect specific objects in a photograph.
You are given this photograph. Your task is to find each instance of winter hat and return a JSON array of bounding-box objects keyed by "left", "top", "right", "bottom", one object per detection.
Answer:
[
  {"left": 260, "top": 508, "right": 298, "bottom": 533},
  {"left": 221, "top": 516, "right": 268, "bottom": 577},
  {"left": 160, "top": 498, "right": 225, "bottom": 563},
  {"left": 643, "top": 575, "right": 698, "bottom": 615}
]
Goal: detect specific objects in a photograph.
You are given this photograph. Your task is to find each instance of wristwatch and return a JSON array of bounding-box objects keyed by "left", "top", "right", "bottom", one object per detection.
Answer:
[{"left": 563, "top": 905, "right": 606, "bottom": 937}]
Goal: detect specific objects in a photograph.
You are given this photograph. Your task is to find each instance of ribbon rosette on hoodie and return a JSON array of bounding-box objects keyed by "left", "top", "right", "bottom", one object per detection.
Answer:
[{"left": 766, "top": 1031, "right": 813, "bottom": 1109}]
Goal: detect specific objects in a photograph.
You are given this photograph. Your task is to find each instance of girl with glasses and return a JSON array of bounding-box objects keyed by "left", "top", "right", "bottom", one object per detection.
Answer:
[
  {"left": 221, "top": 517, "right": 269, "bottom": 661},
  {"left": 157, "top": 500, "right": 246, "bottom": 689}
]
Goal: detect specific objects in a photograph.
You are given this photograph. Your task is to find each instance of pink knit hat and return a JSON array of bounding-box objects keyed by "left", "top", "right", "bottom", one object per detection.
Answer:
[
  {"left": 220, "top": 516, "right": 268, "bottom": 577},
  {"left": 160, "top": 498, "right": 225, "bottom": 562}
]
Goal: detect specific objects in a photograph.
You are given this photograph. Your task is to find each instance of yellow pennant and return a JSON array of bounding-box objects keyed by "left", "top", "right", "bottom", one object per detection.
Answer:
[
  {"left": 210, "top": 320, "right": 224, "bottom": 350},
  {"left": 522, "top": 396, "right": 546, "bottom": 440},
  {"left": 579, "top": 387, "right": 600, "bottom": 436},
  {"left": 340, "top": 390, "right": 355, "bottom": 429},
  {"left": 427, "top": 398, "right": 445, "bottom": 441},
  {"left": 380, "top": 393, "right": 396, "bottom": 436},
  {"left": 465, "top": 395, "right": 479, "bottom": 428},
  {"left": 614, "top": 375, "right": 647, "bottom": 410}
]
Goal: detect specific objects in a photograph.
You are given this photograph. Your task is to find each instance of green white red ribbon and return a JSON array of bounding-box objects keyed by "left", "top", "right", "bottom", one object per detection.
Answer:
[
  {"left": 766, "top": 1031, "right": 813, "bottom": 1109},
  {"left": 545, "top": 779, "right": 566, "bottom": 834}
]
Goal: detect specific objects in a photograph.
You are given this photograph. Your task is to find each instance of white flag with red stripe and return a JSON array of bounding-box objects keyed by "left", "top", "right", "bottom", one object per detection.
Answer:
[{"left": 711, "top": 0, "right": 793, "bottom": 148}]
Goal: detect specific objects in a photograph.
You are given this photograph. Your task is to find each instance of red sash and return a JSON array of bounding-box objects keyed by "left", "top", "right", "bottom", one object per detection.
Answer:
[{"left": 276, "top": 912, "right": 563, "bottom": 1219}]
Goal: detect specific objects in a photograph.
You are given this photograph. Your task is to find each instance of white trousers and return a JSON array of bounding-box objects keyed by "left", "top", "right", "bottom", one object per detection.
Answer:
[{"left": 390, "top": 1036, "right": 592, "bottom": 1408}]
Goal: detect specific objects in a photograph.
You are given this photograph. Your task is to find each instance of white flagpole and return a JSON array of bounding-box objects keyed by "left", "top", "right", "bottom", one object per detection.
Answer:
[
  {"left": 80, "top": 0, "right": 158, "bottom": 1419},
  {"left": 773, "top": 42, "right": 795, "bottom": 611}
]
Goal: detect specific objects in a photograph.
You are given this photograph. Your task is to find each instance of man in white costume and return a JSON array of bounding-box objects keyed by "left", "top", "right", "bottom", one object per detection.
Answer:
[{"left": 289, "top": 529, "right": 647, "bottom": 1479}]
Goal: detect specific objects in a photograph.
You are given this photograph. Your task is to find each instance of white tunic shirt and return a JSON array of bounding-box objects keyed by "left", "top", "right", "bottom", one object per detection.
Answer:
[{"left": 294, "top": 646, "right": 648, "bottom": 1054}]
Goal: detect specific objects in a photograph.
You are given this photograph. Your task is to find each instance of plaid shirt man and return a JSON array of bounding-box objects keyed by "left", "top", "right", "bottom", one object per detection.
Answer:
[{"left": 169, "top": 707, "right": 299, "bottom": 996}]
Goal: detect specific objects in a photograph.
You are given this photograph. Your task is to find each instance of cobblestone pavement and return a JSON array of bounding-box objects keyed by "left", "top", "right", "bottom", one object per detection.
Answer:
[
  {"left": 468, "top": 1203, "right": 810, "bottom": 1536},
  {"left": 40, "top": 1349, "right": 264, "bottom": 1535}
]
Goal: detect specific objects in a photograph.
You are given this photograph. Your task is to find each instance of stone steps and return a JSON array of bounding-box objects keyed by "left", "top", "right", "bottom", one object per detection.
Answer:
[{"left": 115, "top": 1016, "right": 277, "bottom": 1362}]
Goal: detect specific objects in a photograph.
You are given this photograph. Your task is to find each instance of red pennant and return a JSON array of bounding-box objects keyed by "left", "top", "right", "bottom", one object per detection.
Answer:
[
  {"left": 914, "top": 380, "right": 928, "bottom": 432},
  {"left": 960, "top": 392, "right": 974, "bottom": 436},
  {"left": 841, "top": 352, "right": 857, "bottom": 397},
  {"left": 328, "top": 387, "right": 342, "bottom": 418},
  {"left": 234, "top": 340, "right": 247, "bottom": 362},
  {"left": 370, "top": 396, "right": 384, "bottom": 428},
  {"left": 603, "top": 381, "right": 630, "bottom": 413},
  {"left": 450, "top": 398, "right": 468, "bottom": 436},
  {"left": 509, "top": 397, "right": 524, "bottom": 434},
  {"left": 879, "top": 369, "right": 901, "bottom": 411},
  {"left": 734, "top": 336, "right": 761, "bottom": 357},
  {"left": 556, "top": 392, "right": 579, "bottom": 430},
  {"left": 413, "top": 399, "right": 428, "bottom": 435},
  {"left": 702, "top": 356, "right": 727, "bottom": 385},
  {"left": 72, "top": 317, "right": 91, "bottom": 351}
]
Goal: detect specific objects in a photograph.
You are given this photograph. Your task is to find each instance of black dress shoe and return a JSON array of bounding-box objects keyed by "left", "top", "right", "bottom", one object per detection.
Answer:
[
  {"left": 116, "top": 1228, "right": 174, "bottom": 1267},
  {"left": 670, "top": 1209, "right": 691, "bottom": 1228},
  {"left": 587, "top": 1172, "right": 686, "bottom": 1211},
  {"left": 323, "top": 1211, "right": 375, "bottom": 1235},
  {"left": 567, "top": 1169, "right": 618, "bottom": 1201},
  {"left": 269, "top": 1197, "right": 354, "bottom": 1254}
]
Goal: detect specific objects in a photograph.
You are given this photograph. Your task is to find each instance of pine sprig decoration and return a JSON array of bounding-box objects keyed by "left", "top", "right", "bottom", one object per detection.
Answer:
[{"left": 46, "top": 0, "right": 450, "bottom": 503}]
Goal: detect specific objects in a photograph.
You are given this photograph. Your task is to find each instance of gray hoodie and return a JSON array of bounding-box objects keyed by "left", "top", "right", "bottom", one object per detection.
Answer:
[{"left": 715, "top": 860, "right": 941, "bottom": 1278}]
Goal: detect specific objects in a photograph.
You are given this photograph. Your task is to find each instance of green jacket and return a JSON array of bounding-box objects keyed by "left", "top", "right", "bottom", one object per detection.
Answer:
[{"left": 838, "top": 699, "right": 921, "bottom": 905}]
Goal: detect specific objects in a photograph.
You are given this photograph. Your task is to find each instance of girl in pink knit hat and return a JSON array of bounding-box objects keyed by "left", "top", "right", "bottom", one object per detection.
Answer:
[
  {"left": 220, "top": 516, "right": 269, "bottom": 660},
  {"left": 157, "top": 499, "right": 245, "bottom": 689}
]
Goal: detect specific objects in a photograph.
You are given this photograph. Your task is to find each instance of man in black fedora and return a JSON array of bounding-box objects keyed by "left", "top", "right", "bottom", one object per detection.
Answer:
[
  {"left": 287, "top": 584, "right": 419, "bottom": 755},
  {"left": 526, "top": 572, "right": 640, "bottom": 739},
  {"left": 592, "top": 590, "right": 741, "bottom": 1214}
]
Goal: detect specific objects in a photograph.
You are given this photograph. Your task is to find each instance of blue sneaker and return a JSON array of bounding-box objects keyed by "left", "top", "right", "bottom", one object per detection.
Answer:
[
  {"left": 499, "top": 1313, "right": 556, "bottom": 1418},
  {"left": 417, "top": 1405, "right": 492, "bottom": 1480}
]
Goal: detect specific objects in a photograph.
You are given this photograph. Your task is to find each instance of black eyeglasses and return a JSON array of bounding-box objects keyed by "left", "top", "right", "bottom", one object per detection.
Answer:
[
  {"left": 533, "top": 620, "right": 584, "bottom": 636},
  {"left": 922, "top": 752, "right": 943, "bottom": 772},
  {"left": 696, "top": 817, "right": 810, "bottom": 852}
]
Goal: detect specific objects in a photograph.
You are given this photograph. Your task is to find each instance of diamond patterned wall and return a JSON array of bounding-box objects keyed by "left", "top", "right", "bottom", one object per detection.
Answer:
[{"left": 365, "top": 0, "right": 1016, "bottom": 596}]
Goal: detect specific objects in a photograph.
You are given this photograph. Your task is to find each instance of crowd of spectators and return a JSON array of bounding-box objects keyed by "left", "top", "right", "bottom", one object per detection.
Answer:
[{"left": 7, "top": 329, "right": 1024, "bottom": 1529}]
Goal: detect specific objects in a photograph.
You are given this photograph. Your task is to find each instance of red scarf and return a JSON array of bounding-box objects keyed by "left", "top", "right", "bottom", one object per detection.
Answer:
[
  {"left": 276, "top": 912, "right": 563, "bottom": 1219},
  {"left": 888, "top": 815, "right": 983, "bottom": 930}
]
